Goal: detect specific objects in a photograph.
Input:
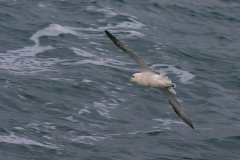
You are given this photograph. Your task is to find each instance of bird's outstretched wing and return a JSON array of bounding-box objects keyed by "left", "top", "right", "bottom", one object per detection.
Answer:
[
  {"left": 160, "top": 88, "right": 194, "bottom": 129},
  {"left": 105, "top": 30, "right": 155, "bottom": 74}
]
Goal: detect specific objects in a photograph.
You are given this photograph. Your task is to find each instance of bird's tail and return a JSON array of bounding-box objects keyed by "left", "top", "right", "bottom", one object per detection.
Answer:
[
  {"left": 159, "top": 72, "right": 176, "bottom": 94},
  {"left": 168, "top": 87, "right": 176, "bottom": 94}
]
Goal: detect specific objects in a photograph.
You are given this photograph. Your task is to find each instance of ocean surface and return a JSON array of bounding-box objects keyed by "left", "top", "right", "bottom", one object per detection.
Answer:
[{"left": 0, "top": 0, "right": 240, "bottom": 159}]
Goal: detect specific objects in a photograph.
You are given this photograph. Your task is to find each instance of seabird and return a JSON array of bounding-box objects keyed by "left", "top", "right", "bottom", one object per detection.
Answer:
[{"left": 105, "top": 30, "right": 194, "bottom": 129}]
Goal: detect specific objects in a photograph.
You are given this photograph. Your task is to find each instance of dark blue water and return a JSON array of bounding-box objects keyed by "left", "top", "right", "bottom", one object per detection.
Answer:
[{"left": 0, "top": 0, "right": 240, "bottom": 159}]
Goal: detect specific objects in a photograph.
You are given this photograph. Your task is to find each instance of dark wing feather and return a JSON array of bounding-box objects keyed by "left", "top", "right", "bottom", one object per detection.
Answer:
[
  {"left": 105, "top": 30, "right": 155, "bottom": 73},
  {"left": 160, "top": 88, "right": 194, "bottom": 129}
]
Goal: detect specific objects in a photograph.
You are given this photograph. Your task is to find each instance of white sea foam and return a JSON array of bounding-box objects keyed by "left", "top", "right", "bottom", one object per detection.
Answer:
[
  {"left": 115, "top": 17, "right": 145, "bottom": 29},
  {"left": 128, "top": 130, "right": 162, "bottom": 135},
  {"left": 62, "top": 56, "right": 132, "bottom": 72},
  {"left": 65, "top": 46, "right": 135, "bottom": 71},
  {"left": 152, "top": 118, "right": 184, "bottom": 129},
  {"left": 82, "top": 79, "right": 93, "bottom": 83},
  {"left": 78, "top": 109, "right": 91, "bottom": 114},
  {"left": 64, "top": 116, "right": 77, "bottom": 122},
  {"left": 38, "top": 3, "right": 46, "bottom": 7},
  {"left": 68, "top": 135, "right": 109, "bottom": 145},
  {"left": 86, "top": 6, "right": 138, "bottom": 19},
  {"left": 2, "top": 24, "right": 81, "bottom": 74},
  {"left": 84, "top": 6, "right": 145, "bottom": 34},
  {"left": 86, "top": 6, "right": 118, "bottom": 17},
  {"left": 94, "top": 102, "right": 116, "bottom": 119},
  {"left": 8, "top": 24, "right": 79, "bottom": 57},
  {"left": 2, "top": 22, "right": 135, "bottom": 74},
  {"left": 89, "top": 42, "right": 102, "bottom": 45},
  {"left": 26, "top": 122, "right": 56, "bottom": 131},
  {"left": 49, "top": 78, "right": 75, "bottom": 82},
  {"left": 1, "top": 9, "right": 180, "bottom": 79},
  {"left": 71, "top": 47, "right": 95, "bottom": 57},
  {"left": 30, "top": 24, "right": 78, "bottom": 45},
  {"left": 1, "top": 8, "right": 144, "bottom": 75},
  {"left": 0, "top": 132, "right": 58, "bottom": 149},
  {"left": 14, "top": 127, "right": 26, "bottom": 130},
  {"left": 18, "top": 95, "right": 26, "bottom": 99}
]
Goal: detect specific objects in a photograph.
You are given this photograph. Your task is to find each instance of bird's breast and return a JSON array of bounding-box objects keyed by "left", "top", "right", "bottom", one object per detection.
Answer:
[
  {"left": 137, "top": 77, "right": 151, "bottom": 87},
  {"left": 149, "top": 77, "right": 164, "bottom": 88},
  {"left": 137, "top": 74, "right": 164, "bottom": 88}
]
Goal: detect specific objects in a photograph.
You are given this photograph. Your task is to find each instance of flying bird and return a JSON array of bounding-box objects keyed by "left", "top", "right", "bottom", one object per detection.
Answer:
[{"left": 105, "top": 30, "right": 194, "bottom": 129}]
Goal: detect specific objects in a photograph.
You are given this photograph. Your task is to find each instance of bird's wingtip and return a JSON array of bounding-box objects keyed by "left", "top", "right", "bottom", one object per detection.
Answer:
[
  {"left": 105, "top": 30, "right": 113, "bottom": 39},
  {"left": 179, "top": 113, "right": 194, "bottom": 129},
  {"left": 187, "top": 121, "right": 194, "bottom": 129}
]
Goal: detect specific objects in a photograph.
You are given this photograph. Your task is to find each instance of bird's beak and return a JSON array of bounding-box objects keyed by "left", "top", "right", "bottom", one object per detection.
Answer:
[{"left": 128, "top": 79, "right": 132, "bottom": 83}]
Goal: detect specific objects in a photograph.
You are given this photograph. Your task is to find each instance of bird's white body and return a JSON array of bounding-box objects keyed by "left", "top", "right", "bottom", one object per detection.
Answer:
[{"left": 131, "top": 72, "right": 174, "bottom": 88}]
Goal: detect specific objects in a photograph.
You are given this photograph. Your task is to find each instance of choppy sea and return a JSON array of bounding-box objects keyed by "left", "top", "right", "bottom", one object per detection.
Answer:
[{"left": 0, "top": 0, "right": 240, "bottom": 159}]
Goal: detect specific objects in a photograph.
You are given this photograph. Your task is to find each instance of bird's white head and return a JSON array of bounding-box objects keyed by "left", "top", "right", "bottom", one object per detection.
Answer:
[{"left": 128, "top": 73, "right": 141, "bottom": 83}]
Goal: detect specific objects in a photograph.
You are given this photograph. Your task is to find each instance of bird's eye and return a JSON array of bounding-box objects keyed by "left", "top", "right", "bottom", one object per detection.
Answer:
[{"left": 132, "top": 76, "right": 134, "bottom": 78}]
